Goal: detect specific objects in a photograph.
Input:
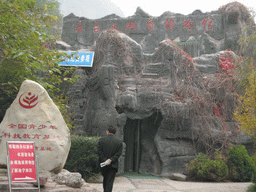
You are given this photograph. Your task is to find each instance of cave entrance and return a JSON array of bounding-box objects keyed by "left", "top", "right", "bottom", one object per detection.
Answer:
[
  {"left": 123, "top": 118, "right": 141, "bottom": 172},
  {"left": 123, "top": 111, "right": 163, "bottom": 174}
]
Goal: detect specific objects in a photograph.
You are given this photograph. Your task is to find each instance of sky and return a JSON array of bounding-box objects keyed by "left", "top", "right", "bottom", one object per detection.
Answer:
[{"left": 58, "top": 0, "right": 256, "bottom": 20}]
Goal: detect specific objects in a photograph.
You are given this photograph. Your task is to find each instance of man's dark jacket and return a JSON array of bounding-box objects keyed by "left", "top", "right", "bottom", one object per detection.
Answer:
[{"left": 98, "top": 134, "right": 123, "bottom": 170}]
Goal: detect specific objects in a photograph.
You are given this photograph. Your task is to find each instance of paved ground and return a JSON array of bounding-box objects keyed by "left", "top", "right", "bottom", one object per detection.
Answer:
[
  {"left": 89, "top": 176, "right": 253, "bottom": 192},
  {"left": 0, "top": 174, "right": 253, "bottom": 192}
]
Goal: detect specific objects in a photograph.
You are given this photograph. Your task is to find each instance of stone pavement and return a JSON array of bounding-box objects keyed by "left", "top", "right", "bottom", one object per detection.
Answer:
[
  {"left": 0, "top": 175, "right": 97, "bottom": 192},
  {"left": 89, "top": 176, "right": 253, "bottom": 192},
  {"left": 0, "top": 175, "right": 253, "bottom": 192}
]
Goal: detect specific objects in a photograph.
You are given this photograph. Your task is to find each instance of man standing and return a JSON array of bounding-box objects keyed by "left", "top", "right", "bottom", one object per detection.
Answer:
[{"left": 98, "top": 126, "right": 123, "bottom": 192}]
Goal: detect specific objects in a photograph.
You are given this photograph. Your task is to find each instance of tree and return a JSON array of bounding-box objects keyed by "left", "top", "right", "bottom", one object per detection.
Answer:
[
  {"left": 234, "top": 64, "right": 256, "bottom": 139},
  {"left": 34, "top": 0, "right": 63, "bottom": 37},
  {"left": 0, "top": 0, "right": 78, "bottom": 126},
  {"left": 233, "top": 12, "right": 256, "bottom": 139}
]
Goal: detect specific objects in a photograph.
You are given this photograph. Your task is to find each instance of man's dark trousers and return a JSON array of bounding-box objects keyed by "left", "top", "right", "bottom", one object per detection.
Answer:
[{"left": 101, "top": 166, "right": 117, "bottom": 192}]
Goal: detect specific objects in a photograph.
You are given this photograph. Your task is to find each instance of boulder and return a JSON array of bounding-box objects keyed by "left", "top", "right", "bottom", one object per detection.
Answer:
[
  {"left": 199, "top": 32, "right": 224, "bottom": 55},
  {"left": 169, "top": 173, "right": 187, "bottom": 181},
  {"left": 193, "top": 50, "right": 237, "bottom": 75},
  {"left": 155, "top": 132, "right": 196, "bottom": 175},
  {"left": 52, "top": 169, "right": 85, "bottom": 188},
  {"left": 0, "top": 79, "right": 71, "bottom": 174}
]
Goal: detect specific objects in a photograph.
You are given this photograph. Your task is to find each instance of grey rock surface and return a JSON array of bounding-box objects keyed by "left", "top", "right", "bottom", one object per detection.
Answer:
[
  {"left": 63, "top": 2, "right": 255, "bottom": 177},
  {"left": 169, "top": 173, "right": 187, "bottom": 181},
  {"left": 61, "top": 2, "right": 251, "bottom": 57},
  {"left": 52, "top": 169, "right": 85, "bottom": 188}
]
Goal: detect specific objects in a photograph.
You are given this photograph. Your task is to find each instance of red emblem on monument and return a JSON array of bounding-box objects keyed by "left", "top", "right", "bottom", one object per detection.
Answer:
[{"left": 19, "top": 92, "right": 38, "bottom": 109}]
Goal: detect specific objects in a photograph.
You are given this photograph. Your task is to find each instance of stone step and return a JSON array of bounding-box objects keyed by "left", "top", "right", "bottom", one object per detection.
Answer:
[{"left": 143, "top": 63, "right": 172, "bottom": 77}]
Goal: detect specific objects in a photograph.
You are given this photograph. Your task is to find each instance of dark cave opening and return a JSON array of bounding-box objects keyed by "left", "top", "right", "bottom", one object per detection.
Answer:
[{"left": 123, "top": 111, "right": 163, "bottom": 174}]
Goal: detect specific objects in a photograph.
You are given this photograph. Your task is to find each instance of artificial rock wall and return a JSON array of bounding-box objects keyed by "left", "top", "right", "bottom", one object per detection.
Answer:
[
  {"left": 60, "top": 2, "right": 254, "bottom": 176},
  {"left": 61, "top": 2, "right": 251, "bottom": 56}
]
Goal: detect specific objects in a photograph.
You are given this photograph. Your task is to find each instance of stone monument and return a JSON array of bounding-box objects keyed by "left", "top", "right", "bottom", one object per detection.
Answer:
[{"left": 0, "top": 79, "right": 71, "bottom": 174}]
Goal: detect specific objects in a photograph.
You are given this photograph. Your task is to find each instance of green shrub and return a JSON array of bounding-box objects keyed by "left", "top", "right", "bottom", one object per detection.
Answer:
[
  {"left": 64, "top": 136, "right": 100, "bottom": 180},
  {"left": 247, "top": 184, "right": 256, "bottom": 192},
  {"left": 249, "top": 159, "right": 256, "bottom": 191},
  {"left": 250, "top": 174, "right": 256, "bottom": 192},
  {"left": 186, "top": 151, "right": 228, "bottom": 182},
  {"left": 227, "top": 145, "right": 256, "bottom": 181}
]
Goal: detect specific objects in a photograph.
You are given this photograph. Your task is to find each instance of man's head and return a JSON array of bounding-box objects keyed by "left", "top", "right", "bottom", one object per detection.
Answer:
[{"left": 107, "top": 126, "right": 116, "bottom": 135}]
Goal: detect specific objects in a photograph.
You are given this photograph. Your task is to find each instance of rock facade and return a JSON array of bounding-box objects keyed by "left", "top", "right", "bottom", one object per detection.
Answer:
[
  {"left": 0, "top": 80, "right": 71, "bottom": 174},
  {"left": 61, "top": 2, "right": 251, "bottom": 56},
  {"left": 61, "top": 2, "right": 255, "bottom": 177}
]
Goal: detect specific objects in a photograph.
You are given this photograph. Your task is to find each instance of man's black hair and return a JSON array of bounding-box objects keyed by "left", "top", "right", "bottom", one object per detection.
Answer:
[{"left": 108, "top": 126, "right": 116, "bottom": 134}]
